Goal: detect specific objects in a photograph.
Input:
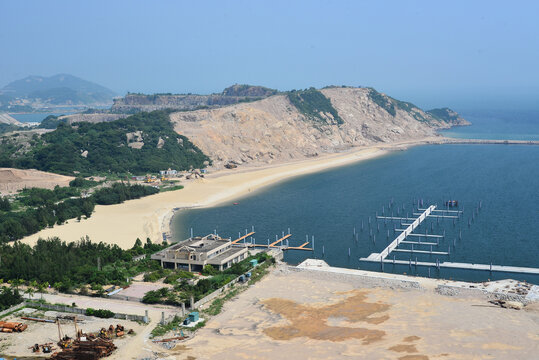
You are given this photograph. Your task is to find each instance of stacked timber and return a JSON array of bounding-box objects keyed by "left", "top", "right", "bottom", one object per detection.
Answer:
[{"left": 0, "top": 321, "right": 27, "bottom": 332}]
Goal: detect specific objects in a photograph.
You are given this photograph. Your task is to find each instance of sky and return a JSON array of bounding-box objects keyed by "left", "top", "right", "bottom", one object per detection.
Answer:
[{"left": 1, "top": 0, "right": 538, "bottom": 110}]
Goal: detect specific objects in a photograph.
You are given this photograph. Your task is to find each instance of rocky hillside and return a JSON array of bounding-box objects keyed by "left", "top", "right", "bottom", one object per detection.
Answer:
[
  {"left": 170, "top": 87, "right": 469, "bottom": 167},
  {"left": 111, "top": 85, "right": 278, "bottom": 113}
]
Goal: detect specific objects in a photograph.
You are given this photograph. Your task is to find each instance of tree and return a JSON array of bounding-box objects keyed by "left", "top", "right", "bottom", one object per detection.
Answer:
[
  {"left": 133, "top": 238, "right": 143, "bottom": 248},
  {"left": 25, "top": 281, "right": 36, "bottom": 300},
  {"left": 36, "top": 282, "right": 47, "bottom": 300}
]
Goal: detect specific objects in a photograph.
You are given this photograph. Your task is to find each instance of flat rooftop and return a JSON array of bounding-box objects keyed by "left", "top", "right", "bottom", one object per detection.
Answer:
[
  {"left": 209, "top": 247, "right": 247, "bottom": 264},
  {"left": 164, "top": 234, "right": 232, "bottom": 253}
]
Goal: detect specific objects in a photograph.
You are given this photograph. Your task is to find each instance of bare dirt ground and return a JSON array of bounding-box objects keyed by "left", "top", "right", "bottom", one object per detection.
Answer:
[
  {"left": 164, "top": 265, "right": 539, "bottom": 360},
  {"left": 0, "top": 167, "right": 74, "bottom": 195},
  {"left": 0, "top": 307, "right": 144, "bottom": 358}
]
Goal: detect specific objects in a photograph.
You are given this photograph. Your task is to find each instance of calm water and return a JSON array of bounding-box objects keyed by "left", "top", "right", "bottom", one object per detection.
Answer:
[{"left": 174, "top": 111, "right": 539, "bottom": 283}]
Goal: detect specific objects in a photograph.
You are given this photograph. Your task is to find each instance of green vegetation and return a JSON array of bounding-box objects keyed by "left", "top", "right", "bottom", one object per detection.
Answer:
[
  {"left": 93, "top": 183, "right": 158, "bottom": 205},
  {"left": 0, "top": 123, "right": 21, "bottom": 135},
  {"left": 0, "top": 237, "right": 165, "bottom": 288},
  {"left": 85, "top": 308, "right": 115, "bottom": 318},
  {"left": 0, "top": 196, "right": 11, "bottom": 211},
  {"left": 367, "top": 88, "right": 397, "bottom": 116},
  {"left": 0, "top": 182, "right": 158, "bottom": 243},
  {"left": 39, "top": 115, "right": 67, "bottom": 129},
  {"left": 159, "top": 185, "right": 184, "bottom": 193},
  {"left": 0, "top": 286, "right": 23, "bottom": 311},
  {"left": 426, "top": 108, "right": 463, "bottom": 124},
  {"left": 0, "top": 110, "right": 210, "bottom": 176},
  {"left": 205, "top": 288, "right": 240, "bottom": 316},
  {"left": 142, "top": 252, "right": 272, "bottom": 307},
  {"left": 287, "top": 88, "right": 343, "bottom": 125},
  {"left": 69, "top": 177, "right": 98, "bottom": 188},
  {"left": 151, "top": 315, "right": 182, "bottom": 337},
  {"left": 366, "top": 87, "right": 439, "bottom": 123}
]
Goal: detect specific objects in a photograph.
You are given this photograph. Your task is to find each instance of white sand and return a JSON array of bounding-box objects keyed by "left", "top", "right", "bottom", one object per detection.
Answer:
[{"left": 19, "top": 138, "right": 439, "bottom": 249}]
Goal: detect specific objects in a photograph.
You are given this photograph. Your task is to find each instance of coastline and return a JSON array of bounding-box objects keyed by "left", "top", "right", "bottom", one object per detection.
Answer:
[
  {"left": 19, "top": 135, "right": 534, "bottom": 250},
  {"left": 19, "top": 137, "right": 441, "bottom": 249}
]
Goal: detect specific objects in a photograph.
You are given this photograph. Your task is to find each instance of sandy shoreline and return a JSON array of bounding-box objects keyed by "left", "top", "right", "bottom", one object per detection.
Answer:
[{"left": 20, "top": 137, "right": 442, "bottom": 249}]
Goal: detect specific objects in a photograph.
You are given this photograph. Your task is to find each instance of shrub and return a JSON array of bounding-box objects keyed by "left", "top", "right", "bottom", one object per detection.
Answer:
[{"left": 85, "top": 308, "right": 115, "bottom": 318}]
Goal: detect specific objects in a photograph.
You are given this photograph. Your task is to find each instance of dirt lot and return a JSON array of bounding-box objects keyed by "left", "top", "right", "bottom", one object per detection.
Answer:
[
  {"left": 0, "top": 167, "right": 73, "bottom": 195},
  {"left": 0, "top": 307, "right": 144, "bottom": 358},
  {"left": 165, "top": 265, "right": 539, "bottom": 360}
]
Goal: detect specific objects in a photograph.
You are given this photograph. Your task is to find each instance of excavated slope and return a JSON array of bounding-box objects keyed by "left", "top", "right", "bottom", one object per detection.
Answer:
[{"left": 170, "top": 88, "right": 451, "bottom": 167}]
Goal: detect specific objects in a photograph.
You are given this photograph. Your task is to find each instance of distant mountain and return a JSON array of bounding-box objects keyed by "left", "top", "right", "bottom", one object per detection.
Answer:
[{"left": 0, "top": 74, "right": 116, "bottom": 109}]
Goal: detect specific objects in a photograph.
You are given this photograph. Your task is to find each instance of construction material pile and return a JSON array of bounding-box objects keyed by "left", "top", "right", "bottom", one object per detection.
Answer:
[
  {"left": 0, "top": 321, "right": 27, "bottom": 333},
  {"left": 51, "top": 338, "right": 117, "bottom": 360}
]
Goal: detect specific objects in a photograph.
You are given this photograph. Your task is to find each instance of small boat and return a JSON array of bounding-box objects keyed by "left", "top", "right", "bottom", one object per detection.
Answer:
[
  {"left": 445, "top": 200, "right": 459, "bottom": 207},
  {"left": 233, "top": 202, "right": 239, "bottom": 205}
]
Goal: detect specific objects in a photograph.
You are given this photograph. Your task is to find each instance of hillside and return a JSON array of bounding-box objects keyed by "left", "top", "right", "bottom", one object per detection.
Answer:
[
  {"left": 170, "top": 87, "right": 469, "bottom": 167},
  {"left": 0, "top": 111, "right": 209, "bottom": 175},
  {"left": 0, "top": 74, "right": 116, "bottom": 110},
  {"left": 111, "top": 84, "right": 278, "bottom": 113}
]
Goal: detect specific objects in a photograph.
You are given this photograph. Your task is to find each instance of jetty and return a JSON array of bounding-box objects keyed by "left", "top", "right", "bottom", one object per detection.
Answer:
[{"left": 360, "top": 203, "right": 539, "bottom": 276}]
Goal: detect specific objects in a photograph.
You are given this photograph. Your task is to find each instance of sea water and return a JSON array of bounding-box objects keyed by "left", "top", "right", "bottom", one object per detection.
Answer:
[{"left": 174, "top": 110, "right": 539, "bottom": 282}]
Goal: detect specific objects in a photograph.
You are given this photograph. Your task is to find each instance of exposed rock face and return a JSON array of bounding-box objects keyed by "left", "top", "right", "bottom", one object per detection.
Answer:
[
  {"left": 126, "top": 130, "right": 144, "bottom": 149},
  {"left": 170, "top": 87, "right": 466, "bottom": 168},
  {"left": 58, "top": 113, "right": 128, "bottom": 124},
  {"left": 0, "top": 113, "right": 23, "bottom": 126},
  {"left": 111, "top": 85, "right": 278, "bottom": 113}
]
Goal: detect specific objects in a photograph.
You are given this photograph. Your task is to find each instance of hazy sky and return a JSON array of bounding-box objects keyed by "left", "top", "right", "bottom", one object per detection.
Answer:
[{"left": 1, "top": 0, "right": 538, "bottom": 110}]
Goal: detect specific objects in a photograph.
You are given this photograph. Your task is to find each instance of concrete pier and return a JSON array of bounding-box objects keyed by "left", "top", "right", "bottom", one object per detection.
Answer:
[{"left": 359, "top": 258, "right": 539, "bottom": 275}]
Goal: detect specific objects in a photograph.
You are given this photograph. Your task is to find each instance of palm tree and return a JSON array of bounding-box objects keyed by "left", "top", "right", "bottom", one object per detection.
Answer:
[
  {"left": 36, "top": 282, "right": 47, "bottom": 301},
  {"left": 8, "top": 279, "right": 23, "bottom": 291},
  {"left": 25, "top": 280, "right": 37, "bottom": 299}
]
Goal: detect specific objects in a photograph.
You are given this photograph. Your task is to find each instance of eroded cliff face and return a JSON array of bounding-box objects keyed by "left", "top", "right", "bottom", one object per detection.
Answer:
[{"left": 169, "top": 87, "right": 465, "bottom": 168}]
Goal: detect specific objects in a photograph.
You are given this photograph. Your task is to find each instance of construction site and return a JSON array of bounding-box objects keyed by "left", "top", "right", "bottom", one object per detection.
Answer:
[{"left": 0, "top": 306, "right": 142, "bottom": 359}]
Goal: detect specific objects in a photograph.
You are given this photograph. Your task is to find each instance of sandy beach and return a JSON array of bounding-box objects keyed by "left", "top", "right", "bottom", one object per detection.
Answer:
[{"left": 19, "top": 138, "right": 444, "bottom": 249}]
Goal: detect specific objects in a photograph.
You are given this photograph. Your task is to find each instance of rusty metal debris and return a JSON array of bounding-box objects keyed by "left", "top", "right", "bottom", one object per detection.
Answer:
[{"left": 0, "top": 321, "right": 27, "bottom": 332}]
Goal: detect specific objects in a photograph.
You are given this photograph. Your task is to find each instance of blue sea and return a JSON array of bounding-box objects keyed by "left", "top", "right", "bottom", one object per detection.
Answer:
[{"left": 174, "top": 110, "right": 539, "bottom": 283}]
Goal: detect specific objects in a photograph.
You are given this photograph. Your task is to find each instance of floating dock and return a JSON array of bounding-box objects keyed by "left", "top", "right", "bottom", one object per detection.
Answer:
[
  {"left": 370, "top": 205, "right": 436, "bottom": 261},
  {"left": 361, "top": 203, "right": 539, "bottom": 276}
]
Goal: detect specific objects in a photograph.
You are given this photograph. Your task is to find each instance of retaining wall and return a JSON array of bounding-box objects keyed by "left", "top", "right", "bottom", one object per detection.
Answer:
[
  {"left": 26, "top": 302, "right": 149, "bottom": 323},
  {"left": 0, "top": 302, "right": 27, "bottom": 318}
]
